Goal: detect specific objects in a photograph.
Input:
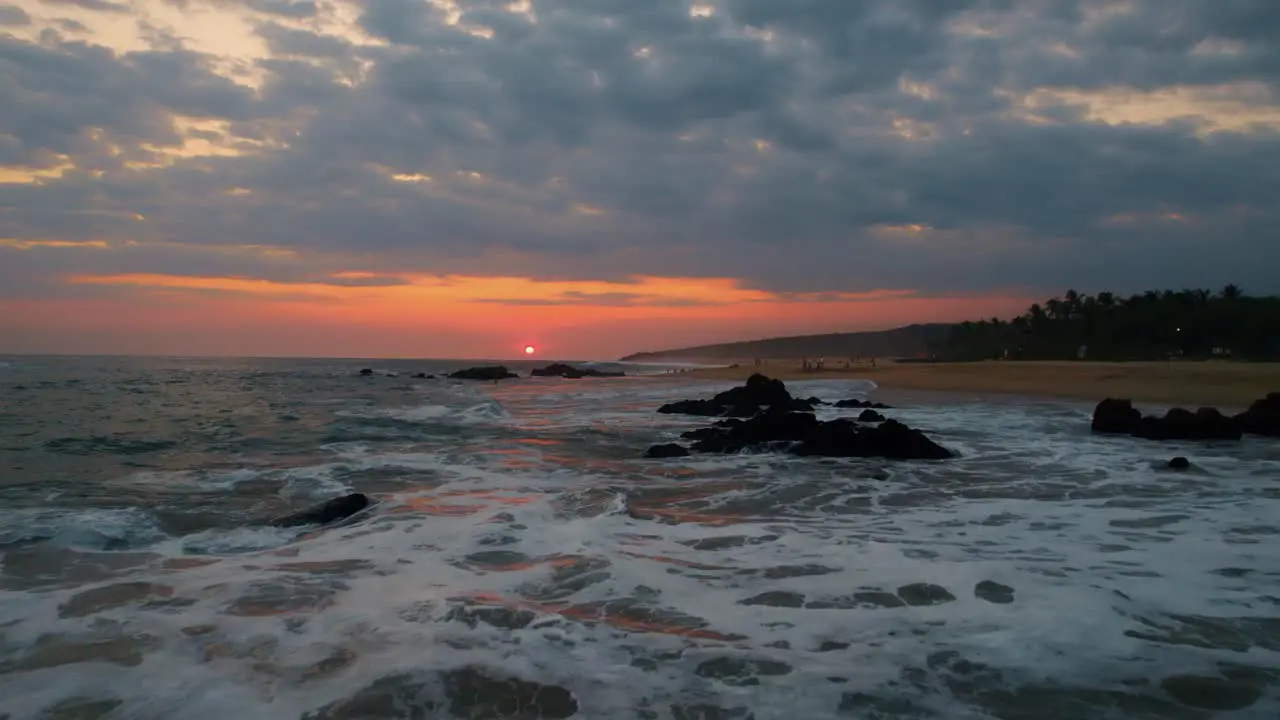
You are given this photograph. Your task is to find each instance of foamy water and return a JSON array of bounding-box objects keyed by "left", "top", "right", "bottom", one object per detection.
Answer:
[{"left": 1, "top": 358, "right": 1278, "bottom": 719}]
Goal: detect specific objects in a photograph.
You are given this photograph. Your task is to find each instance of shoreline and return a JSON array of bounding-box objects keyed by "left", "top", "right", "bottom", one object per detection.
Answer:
[{"left": 671, "top": 359, "right": 1280, "bottom": 410}]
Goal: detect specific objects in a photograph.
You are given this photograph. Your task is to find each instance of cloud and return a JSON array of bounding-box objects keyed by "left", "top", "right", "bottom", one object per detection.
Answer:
[
  {"left": 39, "top": 0, "right": 131, "bottom": 13},
  {"left": 0, "top": 4, "right": 31, "bottom": 26},
  {"left": 1, "top": 0, "right": 1279, "bottom": 355}
]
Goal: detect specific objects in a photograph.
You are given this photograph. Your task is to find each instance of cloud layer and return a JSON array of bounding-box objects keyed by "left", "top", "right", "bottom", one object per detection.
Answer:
[{"left": 1, "top": 0, "right": 1279, "bottom": 355}]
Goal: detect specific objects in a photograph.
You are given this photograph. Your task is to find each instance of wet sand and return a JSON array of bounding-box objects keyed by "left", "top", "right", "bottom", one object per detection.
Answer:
[{"left": 680, "top": 359, "right": 1280, "bottom": 409}]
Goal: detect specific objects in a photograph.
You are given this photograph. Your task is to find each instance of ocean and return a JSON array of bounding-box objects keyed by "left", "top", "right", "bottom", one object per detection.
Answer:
[{"left": 0, "top": 356, "right": 1277, "bottom": 719}]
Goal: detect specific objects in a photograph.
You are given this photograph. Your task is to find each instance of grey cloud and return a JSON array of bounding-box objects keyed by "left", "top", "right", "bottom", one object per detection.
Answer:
[
  {"left": 244, "top": 0, "right": 317, "bottom": 18},
  {"left": 0, "top": 4, "right": 30, "bottom": 25},
  {"left": 56, "top": 18, "right": 91, "bottom": 32},
  {"left": 1, "top": 0, "right": 1279, "bottom": 310},
  {"left": 40, "top": 0, "right": 131, "bottom": 13}
]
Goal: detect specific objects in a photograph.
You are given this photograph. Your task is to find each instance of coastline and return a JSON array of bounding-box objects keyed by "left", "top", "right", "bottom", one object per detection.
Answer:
[{"left": 672, "top": 359, "right": 1280, "bottom": 410}]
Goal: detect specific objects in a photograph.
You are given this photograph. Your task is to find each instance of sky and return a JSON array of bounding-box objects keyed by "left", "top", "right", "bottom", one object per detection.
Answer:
[{"left": 1, "top": 0, "right": 1278, "bottom": 359}]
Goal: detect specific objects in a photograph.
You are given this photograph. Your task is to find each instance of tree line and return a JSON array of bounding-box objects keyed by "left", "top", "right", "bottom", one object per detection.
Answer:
[{"left": 937, "top": 286, "right": 1280, "bottom": 361}]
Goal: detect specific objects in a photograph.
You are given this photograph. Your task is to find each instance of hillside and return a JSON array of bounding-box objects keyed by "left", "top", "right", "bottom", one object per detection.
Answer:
[{"left": 620, "top": 324, "right": 952, "bottom": 362}]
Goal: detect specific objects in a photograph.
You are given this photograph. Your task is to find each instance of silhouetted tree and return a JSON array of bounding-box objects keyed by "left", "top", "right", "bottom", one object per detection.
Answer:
[{"left": 939, "top": 286, "right": 1278, "bottom": 361}]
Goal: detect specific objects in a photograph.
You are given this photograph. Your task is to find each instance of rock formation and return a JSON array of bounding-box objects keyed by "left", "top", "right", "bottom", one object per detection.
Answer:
[
  {"left": 1092, "top": 398, "right": 1242, "bottom": 441},
  {"left": 657, "top": 373, "right": 815, "bottom": 417},
  {"left": 269, "top": 493, "right": 370, "bottom": 528},
  {"left": 531, "top": 363, "right": 625, "bottom": 379},
  {"left": 448, "top": 366, "right": 518, "bottom": 381}
]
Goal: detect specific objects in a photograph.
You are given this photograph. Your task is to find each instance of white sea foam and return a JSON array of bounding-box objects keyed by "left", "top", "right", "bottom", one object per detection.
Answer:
[{"left": 1, "top": 376, "right": 1278, "bottom": 718}]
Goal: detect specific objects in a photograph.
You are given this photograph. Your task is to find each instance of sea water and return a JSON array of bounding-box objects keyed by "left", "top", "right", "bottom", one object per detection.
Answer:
[{"left": 0, "top": 356, "right": 1278, "bottom": 719}]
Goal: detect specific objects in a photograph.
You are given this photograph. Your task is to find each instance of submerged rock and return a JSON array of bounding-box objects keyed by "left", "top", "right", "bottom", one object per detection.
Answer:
[
  {"left": 357, "top": 368, "right": 373, "bottom": 377},
  {"left": 448, "top": 366, "right": 518, "bottom": 381},
  {"left": 531, "top": 363, "right": 624, "bottom": 379},
  {"left": 897, "top": 582, "right": 956, "bottom": 606},
  {"left": 974, "top": 580, "right": 1015, "bottom": 604},
  {"left": 658, "top": 374, "right": 814, "bottom": 417},
  {"left": 695, "top": 656, "right": 793, "bottom": 686},
  {"left": 834, "top": 399, "right": 892, "bottom": 409},
  {"left": 1235, "top": 391, "right": 1280, "bottom": 436},
  {"left": 269, "top": 493, "right": 370, "bottom": 528},
  {"left": 302, "top": 668, "right": 578, "bottom": 720},
  {"left": 1160, "top": 674, "right": 1263, "bottom": 711},
  {"left": 1167, "top": 456, "right": 1191, "bottom": 470},
  {"left": 644, "top": 443, "right": 690, "bottom": 459},
  {"left": 411, "top": 373, "right": 433, "bottom": 379},
  {"left": 1091, "top": 398, "right": 1243, "bottom": 441}
]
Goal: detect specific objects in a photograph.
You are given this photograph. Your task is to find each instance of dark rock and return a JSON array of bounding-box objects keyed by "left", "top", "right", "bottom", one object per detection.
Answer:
[
  {"left": 739, "top": 591, "right": 806, "bottom": 608},
  {"left": 673, "top": 407, "right": 950, "bottom": 460},
  {"left": 269, "top": 493, "right": 370, "bottom": 528},
  {"left": 1167, "top": 456, "right": 1191, "bottom": 470},
  {"left": 445, "top": 605, "right": 537, "bottom": 630},
  {"left": 857, "top": 409, "right": 886, "bottom": 422},
  {"left": 670, "top": 704, "right": 755, "bottom": 720},
  {"left": 443, "top": 667, "right": 578, "bottom": 718},
  {"left": 793, "top": 417, "right": 953, "bottom": 460},
  {"left": 1092, "top": 398, "right": 1242, "bottom": 441},
  {"left": 531, "top": 363, "right": 624, "bottom": 379},
  {"left": 658, "top": 399, "right": 728, "bottom": 417},
  {"left": 658, "top": 374, "right": 814, "bottom": 417},
  {"left": 1091, "top": 398, "right": 1142, "bottom": 434},
  {"left": 1160, "top": 674, "right": 1262, "bottom": 711},
  {"left": 834, "top": 399, "right": 891, "bottom": 409},
  {"left": 817, "top": 640, "right": 850, "bottom": 652},
  {"left": 897, "top": 583, "right": 956, "bottom": 606},
  {"left": 644, "top": 443, "right": 690, "bottom": 459},
  {"left": 805, "top": 592, "right": 905, "bottom": 610},
  {"left": 974, "top": 580, "right": 1015, "bottom": 604},
  {"left": 411, "top": 373, "right": 433, "bottom": 379},
  {"left": 358, "top": 368, "right": 373, "bottom": 376},
  {"left": 654, "top": 376, "right": 949, "bottom": 460},
  {"left": 39, "top": 696, "right": 123, "bottom": 720},
  {"left": 1135, "top": 407, "right": 1242, "bottom": 441},
  {"left": 695, "top": 656, "right": 792, "bottom": 686},
  {"left": 1235, "top": 391, "right": 1280, "bottom": 436},
  {"left": 448, "top": 366, "right": 518, "bottom": 381}
]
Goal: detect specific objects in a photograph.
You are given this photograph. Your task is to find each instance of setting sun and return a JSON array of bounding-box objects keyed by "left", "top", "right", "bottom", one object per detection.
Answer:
[{"left": 524, "top": 345, "right": 536, "bottom": 355}]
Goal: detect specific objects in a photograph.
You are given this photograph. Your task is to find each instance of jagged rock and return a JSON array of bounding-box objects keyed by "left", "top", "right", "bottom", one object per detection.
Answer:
[
  {"left": 644, "top": 443, "right": 690, "bottom": 459},
  {"left": 1235, "top": 391, "right": 1280, "bottom": 436},
  {"left": 834, "top": 398, "right": 892, "bottom": 409},
  {"left": 675, "top": 407, "right": 951, "bottom": 460},
  {"left": 1167, "top": 456, "right": 1191, "bottom": 470},
  {"left": 857, "top": 409, "right": 886, "bottom": 422},
  {"left": 1091, "top": 399, "right": 1242, "bottom": 441},
  {"left": 657, "top": 374, "right": 814, "bottom": 417},
  {"left": 448, "top": 366, "right": 518, "bottom": 381},
  {"left": 531, "top": 363, "right": 624, "bottom": 379},
  {"left": 269, "top": 493, "right": 370, "bottom": 528},
  {"left": 358, "top": 368, "right": 373, "bottom": 377}
]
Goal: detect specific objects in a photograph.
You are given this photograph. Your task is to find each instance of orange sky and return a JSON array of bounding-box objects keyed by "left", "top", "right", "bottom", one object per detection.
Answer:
[{"left": 0, "top": 269, "right": 1033, "bottom": 358}]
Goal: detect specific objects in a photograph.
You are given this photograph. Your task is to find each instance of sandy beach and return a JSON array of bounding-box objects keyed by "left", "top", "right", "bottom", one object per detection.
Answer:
[{"left": 679, "top": 359, "right": 1280, "bottom": 410}]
